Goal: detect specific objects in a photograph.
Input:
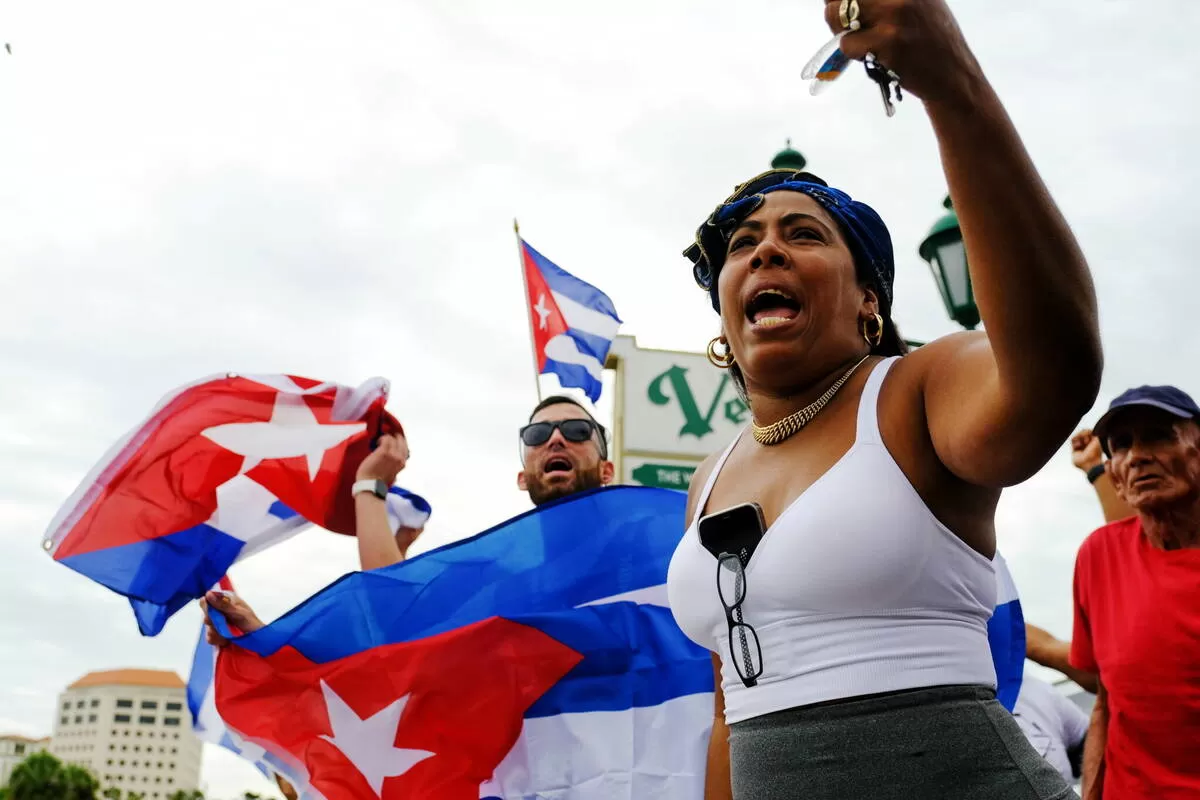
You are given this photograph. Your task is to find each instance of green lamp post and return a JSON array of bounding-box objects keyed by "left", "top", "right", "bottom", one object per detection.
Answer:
[{"left": 918, "top": 195, "right": 979, "bottom": 330}]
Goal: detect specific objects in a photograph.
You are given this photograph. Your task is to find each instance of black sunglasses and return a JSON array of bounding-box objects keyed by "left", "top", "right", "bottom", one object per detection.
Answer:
[{"left": 519, "top": 419, "right": 607, "bottom": 457}]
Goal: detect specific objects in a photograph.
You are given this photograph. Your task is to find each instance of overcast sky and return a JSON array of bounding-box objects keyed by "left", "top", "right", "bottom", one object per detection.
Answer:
[{"left": 2, "top": 1, "right": 1196, "bottom": 797}]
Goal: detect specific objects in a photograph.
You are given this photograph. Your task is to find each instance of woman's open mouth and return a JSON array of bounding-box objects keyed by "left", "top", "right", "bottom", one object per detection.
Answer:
[{"left": 745, "top": 288, "right": 802, "bottom": 329}]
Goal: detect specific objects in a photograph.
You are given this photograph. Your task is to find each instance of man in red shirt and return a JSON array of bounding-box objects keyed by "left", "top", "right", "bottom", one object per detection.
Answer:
[{"left": 1070, "top": 385, "right": 1200, "bottom": 799}]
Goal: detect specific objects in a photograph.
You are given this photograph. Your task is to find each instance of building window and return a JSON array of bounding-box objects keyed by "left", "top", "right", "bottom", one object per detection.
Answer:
[
  {"left": 88, "top": 714, "right": 97, "bottom": 723},
  {"left": 60, "top": 716, "right": 68, "bottom": 725},
  {"left": 74, "top": 716, "right": 82, "bottom": 723},
  {"left": 90, "top": 699, "right": 99, "bottom": 708},
  {"left": 14, "top": 743, "right": 25, "bottom": 755},
  {"left": 141, "top": 700, "right": 158, "bottom": 710},
  {"left": 76, "top": 700, "right": 84, "bottom": 709},
  {"left": 165, "top": 702, "right": 182, "bottom": 711},
  {"left": 163, "top": 717, "right": 180, "bottom": 727},
  {"left": 114, "top": 714, "right": 130, "bottom": 724},
  {"left": 116, "top": 699, "right": 133, "bottom": 709},
  {"left": 62, "top": 701, "right": 70, "bottom": 710}
]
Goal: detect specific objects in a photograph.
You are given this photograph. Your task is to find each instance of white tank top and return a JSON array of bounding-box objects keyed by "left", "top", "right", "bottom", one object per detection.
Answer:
[{"left": 666, "top": 357, "right": 998, "bottom": 725}]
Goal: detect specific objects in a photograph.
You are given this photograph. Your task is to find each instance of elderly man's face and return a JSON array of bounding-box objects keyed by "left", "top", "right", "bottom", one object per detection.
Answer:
[{"left": 1105, "top": 408, "right": 1200, "bottom": 512}]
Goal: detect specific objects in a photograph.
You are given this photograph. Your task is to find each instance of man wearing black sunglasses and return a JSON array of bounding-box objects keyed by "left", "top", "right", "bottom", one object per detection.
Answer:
[
  {"left": 517, "top": 395, "right": 614, "bottom": 506},
  {"left": 204, "top": 394, "right": 615, "bottom": 643},
  {"left": 345, "top": 394, "right": 612, "bottom": 570}
]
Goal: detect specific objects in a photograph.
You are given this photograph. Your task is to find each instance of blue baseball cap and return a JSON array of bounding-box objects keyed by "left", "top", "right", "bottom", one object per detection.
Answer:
[{"left": 1093, "top": 385, "right": 1200, "bottom": 455}]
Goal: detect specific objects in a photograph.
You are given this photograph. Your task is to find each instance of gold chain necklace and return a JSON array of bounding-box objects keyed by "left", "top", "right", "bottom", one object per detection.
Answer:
[{"left": 751, "top": 354, "right": 871, "bottom": 446}]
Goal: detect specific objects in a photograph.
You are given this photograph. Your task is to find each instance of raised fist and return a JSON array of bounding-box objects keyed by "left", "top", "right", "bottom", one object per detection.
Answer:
[
  {"left": 1070, "top": 428, "right": 1103, "bottom": 472},
  {"left": 356, "top": 432, "right": 409, "bottom": 485}
]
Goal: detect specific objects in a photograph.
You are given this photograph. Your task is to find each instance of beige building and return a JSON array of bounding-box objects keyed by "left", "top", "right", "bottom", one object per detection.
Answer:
[
  {"left": 0, "top": 734, "right": 49, "bottom": 786},
  {"left": 50, "top": 668, "right": 202, "bottom": 799}
]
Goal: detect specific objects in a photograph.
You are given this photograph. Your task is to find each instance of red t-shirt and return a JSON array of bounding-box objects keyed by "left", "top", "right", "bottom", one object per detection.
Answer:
[{"left": 1070, "top": 516, "right": 1200, "bottom": 799}]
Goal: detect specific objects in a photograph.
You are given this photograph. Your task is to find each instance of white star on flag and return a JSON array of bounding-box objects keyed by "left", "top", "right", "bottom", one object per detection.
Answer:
[
  {"left": 202, "top": 390, "right": 365, "bottom": 481},
  {"left": 319, "top": 681, "right": 434, "bottom": 797},
  {"left": 534, "top": 293, "right": 551, "bottom": 329}
]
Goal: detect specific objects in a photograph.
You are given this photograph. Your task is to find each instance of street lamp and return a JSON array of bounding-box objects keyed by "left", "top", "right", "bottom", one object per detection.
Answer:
[{"left": 918, "top": 195, "right": 979, "bottom": 330}]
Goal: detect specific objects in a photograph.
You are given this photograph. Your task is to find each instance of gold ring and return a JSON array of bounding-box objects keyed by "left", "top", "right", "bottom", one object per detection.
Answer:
[{"left": 839, "top": 0, "right": 862, "bottom": 31}]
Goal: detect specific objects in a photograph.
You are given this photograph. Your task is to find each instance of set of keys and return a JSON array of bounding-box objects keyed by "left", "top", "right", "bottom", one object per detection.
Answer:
[
  {"left": 864, "top": 52, "right": 903, "bottom": 117},
  {"left": 801, "top": 31, "right": 904, "bottom": 117}
]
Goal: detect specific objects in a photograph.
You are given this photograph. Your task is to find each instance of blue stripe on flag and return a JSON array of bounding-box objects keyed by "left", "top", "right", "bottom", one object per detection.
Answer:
[
  {"left": 523, "top": 603, "right": 713, "bottom": 717},
  {"left": 214, "top": 487, "right": 708, "bottom": 715},
  {"left": 268, "top": 502, "right": 299, "bottom": 519},
  {"left": 564, "top": 328, "right": 613, "bottom": 364},
  {"left": 63, "top": 525, "right": 246, "bottom": 636},
  {"left": 542, "top": 358, "right": 604, "bottom": 402},
  {"left": 987, "top": 597, "right": 1025, "bottom": 712},
  {"left": 524, "top": 242, "right": 621, "bottom": 322},
  {"left": 186, "top": 624, "right": 216, "bottom": 728},
  {"left": 988, "top": 552, "right": 1025, "bottom": 713}
]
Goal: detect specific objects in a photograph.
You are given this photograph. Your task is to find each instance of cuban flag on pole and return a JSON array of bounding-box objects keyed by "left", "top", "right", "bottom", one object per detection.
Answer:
[
  {"left": 189, "top": 486, "right": 713, "bottom": 800},
  {"left": 519, "top": 236, "right": 622, "bottom": 403},
  {"left": 43, "top": 373, "right": 431, "bottom": 637}
]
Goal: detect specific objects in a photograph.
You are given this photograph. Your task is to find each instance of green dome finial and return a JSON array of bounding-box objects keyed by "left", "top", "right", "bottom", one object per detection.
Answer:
[{"left": 770, "top": 138, "right": 807, "bottom": 171}]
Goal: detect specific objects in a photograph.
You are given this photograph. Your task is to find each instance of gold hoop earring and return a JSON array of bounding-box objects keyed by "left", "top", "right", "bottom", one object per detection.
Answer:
[
  {"left": 861, "top": 313, "right": 884, "bottom": 349},
  {"left": 707, "top": 335, "right": 734, "bottom": 369}
]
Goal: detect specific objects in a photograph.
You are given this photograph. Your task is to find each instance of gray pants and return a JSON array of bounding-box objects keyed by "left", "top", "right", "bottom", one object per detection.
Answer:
[{"left": 729, "top": 685, "right": 1079, "bottom": 800}]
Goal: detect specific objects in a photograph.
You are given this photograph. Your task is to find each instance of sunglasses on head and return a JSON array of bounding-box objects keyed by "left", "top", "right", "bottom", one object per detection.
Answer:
[{"left": 519, "top": 419, "right": 606, "bottom": 456}]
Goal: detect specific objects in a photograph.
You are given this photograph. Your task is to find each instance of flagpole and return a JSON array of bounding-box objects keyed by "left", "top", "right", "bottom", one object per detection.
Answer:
[{"left": 513, "top": 218, "right": 543, "bottom": 403}]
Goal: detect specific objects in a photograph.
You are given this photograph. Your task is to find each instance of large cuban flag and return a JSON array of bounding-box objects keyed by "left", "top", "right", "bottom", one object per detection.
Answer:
[
  {"left": 43, "top": 373, "right": 430, "bottom": 636},
  {"left": 186, "top": 487, "right": 1027, "bottom": 799},
  {"left": 189, "top": 486, "right": 714, "bottom": 800},
  {"left": 519, "top": 237, "right": 622, "bottom": 403}
]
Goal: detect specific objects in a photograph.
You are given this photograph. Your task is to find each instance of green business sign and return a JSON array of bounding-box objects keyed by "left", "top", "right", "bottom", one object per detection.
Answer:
[
  {"left": 647, "top": 367, "right": 748, "bottom": 440},
  {"left": 631, "top": 463, "right": 696, "bottom": 490}
]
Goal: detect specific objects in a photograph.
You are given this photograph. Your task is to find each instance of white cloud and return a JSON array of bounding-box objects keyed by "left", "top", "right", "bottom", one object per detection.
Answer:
[{"left": 3, "top": 1, "right": 1197, "bottom": 795}]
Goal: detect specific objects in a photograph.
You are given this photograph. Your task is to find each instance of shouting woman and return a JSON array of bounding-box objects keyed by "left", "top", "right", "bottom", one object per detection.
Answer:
[{"left": 665, "top": 1, "right": 1103, "bottom": 798}]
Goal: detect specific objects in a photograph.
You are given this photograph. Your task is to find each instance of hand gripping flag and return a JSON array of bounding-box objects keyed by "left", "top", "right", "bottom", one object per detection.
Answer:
[
  {"left": 44, "top": 373, "right": 432, "bottom": 636},
  {"left": 188, "top": 486, "right": 715, "bottom": 800},
  {"left": 519, "top": 237, "right": 622, "bottom": 403}
]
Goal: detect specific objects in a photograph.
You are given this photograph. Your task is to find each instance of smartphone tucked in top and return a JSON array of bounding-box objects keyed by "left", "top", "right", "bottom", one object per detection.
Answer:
[{"left": 697, "top": 502, "right": 766, "bottom": 567}]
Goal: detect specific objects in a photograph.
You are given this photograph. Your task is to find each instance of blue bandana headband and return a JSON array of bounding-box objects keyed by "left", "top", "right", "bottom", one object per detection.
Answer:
[{"left": 684, "top": 170, "right": 895, "bottom": 315}]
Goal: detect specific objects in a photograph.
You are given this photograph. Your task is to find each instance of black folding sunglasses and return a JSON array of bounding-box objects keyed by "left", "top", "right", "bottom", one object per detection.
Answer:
[{"left": 519, "top": 419, "right": 607, "bottom": 457}]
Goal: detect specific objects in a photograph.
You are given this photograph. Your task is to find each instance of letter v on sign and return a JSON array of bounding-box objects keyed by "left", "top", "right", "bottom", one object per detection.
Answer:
[{"left": 647, "top": 366, "right": 731, "bottom": 439}]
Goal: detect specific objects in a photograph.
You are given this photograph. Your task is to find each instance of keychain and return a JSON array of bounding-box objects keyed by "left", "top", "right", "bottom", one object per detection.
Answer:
[{"left": 801, "top": 33, "right": 904, "bottom": 117}]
